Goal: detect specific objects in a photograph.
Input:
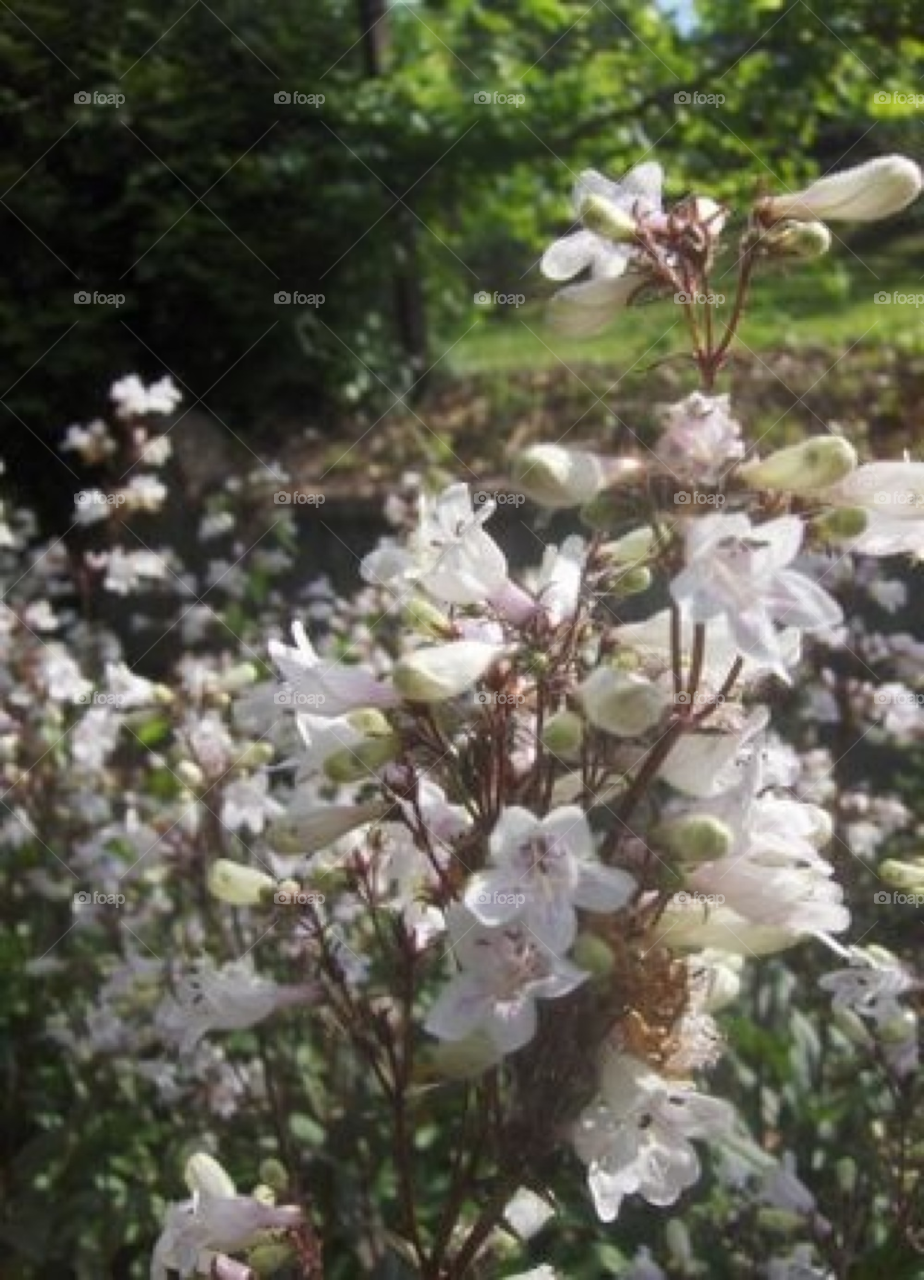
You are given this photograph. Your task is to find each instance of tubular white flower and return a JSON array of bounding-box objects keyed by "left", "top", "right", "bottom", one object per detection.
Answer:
[
  {"left": 207, "top": 859, "right": 277, "bottom": 907},
  {"left": 578, "top": 667, "right": 668, "bottom": 738},
  {"left": 511, "top": 444, "right": 609, "bottom": 509},
  {"left": 759, "top": 155, "right": 922, "bottom": 223},
  {"left": 270, "top": 620, "right": 397, "bottom": 716},
  {"left": 738, "top": 436, "right": 857, "bottom": 495},
  {"left": 464, "top": 804, "right": 635, "bottom": 952},
  {"left": 819, "top": 460, "right": 924, "bottom": 556},
  {"left": 393, "top": 640, "right": 506, "bottom": 703}
]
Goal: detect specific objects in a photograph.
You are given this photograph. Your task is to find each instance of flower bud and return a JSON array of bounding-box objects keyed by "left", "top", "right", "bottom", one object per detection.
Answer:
[
  {"left": 347, "top": 708, "right": 393, "bottom": 737},
  {"left": 579, "top": 667, "right": 667, "bottom": 737},
  {"left": 879, "top": 858, "right": 924, "bottom": 893},
  {"left": 258, "top": 1158, "right": 289, "bottom": 1193},
  {"left": 764, "top": 219, "right": 832, "bottom": 258},
  {"left": 758, "top": 155, "right": 923, "bottom": 223},
  {"left": 666, "top": 1218, "right": 694, "bottom": 1271},
  {"left": 571, "top": 932, "right": 616, "bottom": 978},
  {"left": 608, "top": 565, "right": 651, "bottom": 597},
  {"left": 176, "top": 759, "right": 205, "bottom": 789},
  {"left": 247, "top": 1243, "right": 296, "bottom": 1273},
  {"left": 578, "top": 192, "right": 638, "bottom": 242},
  {"left": 419, "top": 1030, "right": 503, "bottom": 1080},
  {"left": 208, "top": 859, "right": 277, "bottom": 906},
  {"left": 251, "top": 1184, "right": 276, "bottom": 1206},
  {"left": 218, "top": 662, "right": 259, "bottom": 692},
  {"left": 836, "top": 1157, "right": 857, "bottom": 1195},
  {"left": 600, "top": 525, "right": 656, "bottom": 564},
  {"left": 393, "top": 641, "right": 505, "bottom": 704},
  {"left": 738, "top": 436, "right": 857, "bottom": 495},
  {"left": 185, "top": 1151, "right": 236, "bottom": 1198},
  {"left": 695, "top": 952, "right": 743, "bottom": 1011},
  {"left": 878, "top": 1008, "right": 917, "bottom": 1044},
  {"left": 234, "top": 741, "right": 276, "bottom": 769},
  {"left": 812, "top": 506, "right": 869, "bottom": 542},
  {"left": 511, "top": 445, "right": 607, "bottom": 509},
  {"left": 323, "top": 733, "right": 400, "bottom": 783},
  {"left": 403, "top": 596, "right": 452, "bottom": 638},
  {"left": 833, "top": 1006, "right": 874, "bottom": 1048},
  {"left": 269, "top": 798, "right": 389, "bottom": 853},
  {"left": 541, "top": 709, "right": 584, "bottom": 759},
  {"left": 755, "top": 1208, "right": 806, "bottom": 1233},
  {"left": 658, "top": 813, "right": 734, "bottom": 864}
]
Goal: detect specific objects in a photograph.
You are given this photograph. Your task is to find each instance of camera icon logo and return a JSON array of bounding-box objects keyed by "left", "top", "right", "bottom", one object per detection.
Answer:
[
  {"left": 473, "top": 91, "right": 491, "bottom": 104},
  {"left": 873, "top": 91, "right": 891, "bottom": 104},
  {"left": 674, "top": 91, "right": 691, "bottom": 104},
  {"left": 674, "top": 491, "right": 690, "bottom": 503},
  {"left": 674, "top": 890, "right": 690, "bottom": 904},
  {"left": 473, "top": 491, "right": 489, "bottom": 504},
  {"left": 74, "top": 291, "right": 91, "bottom": 304},
  {"left": 674, "top": 291, "right": 691, "bottom": 303},
  {"left": 274, "top": 91, "right": 292, "bottom": 104},
  {"left": 873, "top": 291, "right": 891, "bottom": 304},
  {"left": 74, "top": 91, "right": 91, "bottom": 104},
  {"left": 274, "top": 889, "right": 293, "bottom": 903},
  {"left": 475, "top": 691, "right": 491, "bottom": 704},
  {"left": 274, "top": 291, "right": 292, "bottom": 304},
  {"left": 73, "top": 890, "right": 92, "bottom": 905},
  {"left": 675, "top": 691, "right": 690, "bottom": 704},
  {"left": 873, "top": 890, "right": 892, "bottom": 904},
  {"left": 274, "top": 491, "right": 292, "bottom": 504},
  {"left": 473, "top": 291, "right": 491, "bottom": 304}
]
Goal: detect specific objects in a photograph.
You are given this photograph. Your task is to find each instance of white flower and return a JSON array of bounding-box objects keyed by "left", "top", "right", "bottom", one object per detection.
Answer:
[
  {"left": 759, "top": 154, "right": 922, "bottom": 223},
  {"left": 111, "top": 372, "right": 182, "bottom": 418},
  {"left": 819, "top": 947, "right": 913, "bottom": 1026},
  {"left": 503, "top": 1187, "right": 555, "bottom": 1240},
  {"left": 362, "top": 483, "right": 508, "bottom": 606},
  {"left": 37, "top": 645, "right": 93, "bottom": 703},
  {"left": 87, "top": 547, "right": 171, "bottom": 594},
  {"left": 71, "top": 705, "right": 121, "bottom": 771},
  {"left": 393, "top": 640, "right": 506, "bottom": 703},
  {"left": 150, "top": 1152, "right": 300, "bottom": 1280},
  {"left": 207, "top": 859, "right": 277, "bottom": 906},
  {"left": 573, "top": 1052, "right": 735, "bottom": 1221},
  {"left": 511, "top": 443, "right": 615, "bottom": 509},
  {"left": 541, "top": 163, "right": 662, "bottom": 335},
  {"left": 60, "top": 418, "right": 115, "bottom": 463},
  {"left": 464, "top": 805, "right": 635, "bottom": 952},
  {"left": 578, "top": 668, "right": 668, "bottom": 738},
  {"left": 535, "top": 535, "right": 586, "bottom": 625},
  {"left": 821, "top": 460, "right": 924, "bottom": 557},
  {"left": 270, "top": 796, "right": 389, "bottom": 853},
  {"left": 655, "top": 392, "right": 744, "bottom": 484},
  {"left": 424, "top": 905, "right": 588, "bottom": 1055},
  {"left": 119, "top": 473, "right": 168, "bottom": 512},
  {"left": 104, "top": 661, "right": 162, "bottom": 708},
  {"left": 670, "top": 513, "right": 842, "bottom": 679},
  {"left": 156, "top": 958, "right": 314, "bottom": 1054},
  {"left": 270, "top": 620, "right": 397, "bottom": 716},
  {"left": 220, "top": 773, "right": 284, "bottom": 835}
]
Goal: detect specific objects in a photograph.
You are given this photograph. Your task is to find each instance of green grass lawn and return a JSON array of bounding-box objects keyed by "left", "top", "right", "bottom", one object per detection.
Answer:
[{"left": 447, "top": 239, "right": 924, "bottom": 374}]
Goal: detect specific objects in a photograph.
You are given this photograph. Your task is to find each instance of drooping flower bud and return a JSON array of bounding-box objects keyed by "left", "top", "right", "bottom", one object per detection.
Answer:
[
  {"left": 836, "top": 1157, "right": 857, "bottom": 1195},
  {"left": 578, "top": 667, "right": 667, "bottom": 737},
  {"left": 403, "top": 596, "right": 452, "bottom": 638},
  {"left": 393, "top": 641, "right": 505, "bottom": 703},
  {"left": 185, "top": 1151, "right": 237, "bottom": 1198},
  {"left": 346, "top": 707, "right": 393, "bottom": 737},
  {"left": 879, "top": 857, "right": 924, "bottom": 893},
  {"left": 269, "top": 798, "right": 389, "bottom": 853},
  {"left": 234, "top": 741, "right": 276, "bottom": 769},
  {"left": 764, "top": 219, "right": 832, "bottom": 258},
  {"left": 208, "top": 859, "right": 277, "bottom": 906},
  {"left": 258, "top": 1159, "right": 289, "bottom": 1193},
  {"left": 812, "top": 506, "right": 869, "bottom": 542},
  {"left": 738, "top": 436, "right": 857, "bottom": 495},
  {"left": 571, "top": 932, "right": 616, "bottom": 978},
  {"left": 878, "top": 1008, "right": 918, "bottom": 1044},
  {"left": 600, "top": 525, "right": 657, "bottom": 564},
  {"left": 419, "top": 1029, "right": 503, "bottom": 1080},
  {"left": 323, "top": 733, "right": 400, "bottom": 783},
  {"left": 607, "top": 565, "right": 652, "bottom": 597},
  {"left": 758, "top": 155, "right": 923, "bottom": 223},
  {"left": 511, "top": 444, "right": 608, "bottom": 509},
  {"left": 540, "top": 709, "right": 584, "bottom": 758},
  {"left": 658, "top": 813, "right": 734, "bottom": 864}
]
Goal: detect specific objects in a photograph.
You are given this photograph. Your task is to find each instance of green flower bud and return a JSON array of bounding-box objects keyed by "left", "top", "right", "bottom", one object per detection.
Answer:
[
  {"left": 541, "top": 710, "right": 584, "bottom": 758},
  {"left": 609, "top": 565, "right": 652, "bottom": 596},
  {"left": 323, "top": 734, "right": 400, "bottom": 783},
  {"left": 176, "top": 759, "right": 204, "bottom": 789},
  {"left": 878, "top": 1008, "right": 917, "bottom": 1043},
  {"left": 571, "top": 932, "right": 616, "bottom": 978},
  {"left": 765, "top": 219, "right": 832, "bottom": 258},
  {"left": 247, "top": 1242, "right": 296, "bottom": 1273},
  {"left": 836, "top": 1157, "right": 857, "bottom": 1194},
  {"left": 756, "top": 1208, "right": 807, "bottom": 1233},
  {"left": 738, "top": 435, "right": 858, "bottom": 495},
  {"left": 258, "top": 1159, "right": 289, "bottom": 1193},
  {"left": 393, "top": 641, "right": 505, "bottom": 703},
  {"left": 207, "top": 858, "right": 277, "bottom": 907},
  {"left": 252, "top": 1183, "right": 276, "bottom": 1205},
  {"left": 578, "top": 667, "right": 667, "bottom": 737},
  {"left": 419, "top": 1030, "right": 502, "bottom": 1080},
  {"left": 833, "top": 1006, "right": 874, "bottom": 1048},
  {"left": 600, "top": 525, "right": 657, "bottom": 564},
  {"left": 879, "top": 858, "right": 924, "bottom": 892},
  {"left": 346, "top": 708, "right": 393, "bottom": 737},
  {"left": 403, "top": 596, "right": 452, "bottom": 638},
  {"left": 812, "top": 505, "right": 869, "bottom": 542},
  {"left": 185, "top": 1152, "right": 236, "bottom": 1198},
  {"left": 658, "top": 813, "right": 734, "bottom": 864},
  {"left": 511, "top": 444, "right": 608, "bottom": 509},
  {"left": 235, "top": 741, "right": 276, "bottom": 768}
]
